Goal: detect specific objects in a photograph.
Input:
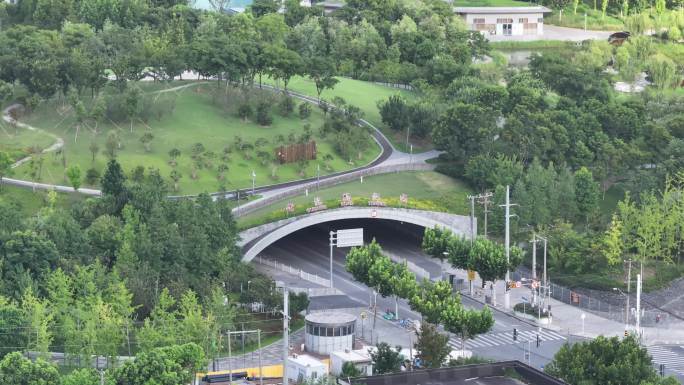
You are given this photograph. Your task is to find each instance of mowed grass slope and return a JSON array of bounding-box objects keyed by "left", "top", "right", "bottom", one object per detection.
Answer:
[
  {"left": 264, "top": 77, "right": 428, "bottom": 152},
  {"left": 237, "top": 171, "right": 472, "bottom": 229},
  {"left": 16, "top": 83, "right": 381, "bottom": 194}
]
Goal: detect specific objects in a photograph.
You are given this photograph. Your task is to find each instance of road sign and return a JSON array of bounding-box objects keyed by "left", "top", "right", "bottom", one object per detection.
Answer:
[
  {"left": 531, "top": 280, "right": 539, "bottom": 289},
  {"left": 467, "top": 270, "right": 476, "bottom": 281},
  {"left": 336, "top": 228, "right": 364, "bottom": 247},
  {"left": 515, "top": 281, "right": 522, "bottom": 288},
  {"left": 361, "top": 311, "right": 367, "bottom": 320}
]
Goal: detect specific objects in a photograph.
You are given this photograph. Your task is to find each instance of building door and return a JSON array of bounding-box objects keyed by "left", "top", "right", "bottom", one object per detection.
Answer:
[{"left": 503, "top": 23, "right": 512, "bottom": 35}]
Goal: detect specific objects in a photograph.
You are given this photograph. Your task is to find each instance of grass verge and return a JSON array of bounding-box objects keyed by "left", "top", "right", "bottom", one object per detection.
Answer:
[{"left": 237, "top": 171, "right": 472, "bottom": 229}]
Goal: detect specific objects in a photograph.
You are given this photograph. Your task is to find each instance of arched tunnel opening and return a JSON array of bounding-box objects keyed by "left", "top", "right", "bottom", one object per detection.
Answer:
[{"left": 257, "top": 219, "right": 445, "bottom": 310}]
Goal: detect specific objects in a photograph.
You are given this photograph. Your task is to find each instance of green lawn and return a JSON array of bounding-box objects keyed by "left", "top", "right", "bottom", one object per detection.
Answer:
[
  {"left": 15, "top": 83, "right": 381, "bottom": 195},
  {"left": 452, "top": 0, "right": 531, "bottom": 6},
  {"left": 237, "top": 171, "right": 472, "bottom": 229},
  {"left": 0, "top": 120, "right": 56, "bottom": 161},
  {"left": 264, "top": 76, "right": 428, "bottom": 152},
  {"left": 0, "top": 184, "right": 84, "bottom": 216},
  {"left": 545, "top": 3, "right": 624, "bottom": 31}
]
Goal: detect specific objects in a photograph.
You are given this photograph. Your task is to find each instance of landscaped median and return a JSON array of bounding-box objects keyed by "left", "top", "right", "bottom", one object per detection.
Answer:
[{"left": 237, "top": 172, "right": 472, "bottom": 230}]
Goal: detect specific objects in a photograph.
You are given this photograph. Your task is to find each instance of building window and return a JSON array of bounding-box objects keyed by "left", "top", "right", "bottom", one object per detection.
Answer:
[
  {"left": 327, "top": 327, "right": 334, "bottom": 337},
  {"left": 473, "top": 18, "right": 485, "bottom": 23},
  {"left": 334, "top": 327, "right": 341, "bottom": 336},
  {"left": 496, "top": 18, "right": 513, "bottom": 23},
  {"left": 519, "top": 18, "right": 528, "bottom": 23}
]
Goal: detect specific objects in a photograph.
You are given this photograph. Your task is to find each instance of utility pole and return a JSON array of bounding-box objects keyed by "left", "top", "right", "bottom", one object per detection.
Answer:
[
  {"left": 478, "top": 192, "right": 492, "bottom": 239},
  {"left": 282, "top": 288, "right": 290, "bottom": 385},
  {"left": 316, "top": 164, "right": 320, "bottom": 190},
  {"left": 500, "top": 185, "right": 516, "bottom": 310},
  {"left": 625, "top": 259, "right": 632, "bottom": 328},
  {"left": 258, "top": 329, "right": 264, "bottom": 385},
  {"left": 531, "top": 233, "right": 538, "bottom": 306},
  {"left": 636, "top": 273, "right": 642, "bottom": 341},
  {"left": 468, "top": 195, "right": 476, "bottom": 244},
  {"left": 228, "top": 330, "right": 232, "bottom": 384}
]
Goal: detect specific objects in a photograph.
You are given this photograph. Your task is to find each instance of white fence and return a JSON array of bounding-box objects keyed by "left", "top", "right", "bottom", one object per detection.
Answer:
[
  {"left": 385, "top": 252, "right": 431, "bottom": 281},
  {"left": 257, "top": 256, "right": 331, "bottom": 287}
]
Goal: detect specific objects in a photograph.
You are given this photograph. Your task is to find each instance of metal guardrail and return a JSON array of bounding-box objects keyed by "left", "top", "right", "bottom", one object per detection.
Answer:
[{"left": 256, "top": 256, "right": 331, "bottom": 287}]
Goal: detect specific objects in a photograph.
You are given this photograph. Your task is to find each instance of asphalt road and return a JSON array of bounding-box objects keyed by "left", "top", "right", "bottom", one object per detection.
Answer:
[{"left": 260, "top": 219, "right": 585, "bottom": 371}]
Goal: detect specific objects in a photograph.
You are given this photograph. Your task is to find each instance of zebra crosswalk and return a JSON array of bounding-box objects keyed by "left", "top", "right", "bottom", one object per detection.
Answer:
[
  {"left": 448, "top": 329, "right": 566, "bottom": 350},
  {"left": 647, "top": 346, "right": 684, "bottom": 376}
]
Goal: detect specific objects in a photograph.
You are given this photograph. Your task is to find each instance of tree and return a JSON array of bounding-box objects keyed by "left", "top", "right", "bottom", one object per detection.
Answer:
[
  {"left": 574, "top": 167, "right": 599, "bottom": 223},
  {"left": 279, "top": 95, "right": 296, "bottom": 117},
  {"left": 85, "top": 168, "right": 100, "bottom": 186},
  {"left": 169, "top": 170, "right": 182, "bottom": 192},
  {"left": 0, "top": 352, "right": 60, "bottom": 385},
  {"left": 289, "top": 292, "right": 309, "bottom": 315},
  {"left": 256, "top": 101, "right": 273, "bottom": 126},
  {"left": 414, "top": 322, "right": 450, "bottom": 369},
  {"left": 370, "top": 342, "right": 404, "bottom": 374},
  {"left": 340, "top": 361, "right": 362, "bottom": 378},
  {"left": 378, "top": 95, "right": 410, "bottom": 142},
  {"left": 88, "top": 141, "right": 99, "bottom": 163},
  {"left": 66, "top": 165, "right": 82, "bottom": 191},
  {"left": 168, "top": 148, "right": 181, "bottom": 167},
  {"left": 0, "top": 300, "right": 28, "bottom": 358},
  {"left": 0, "top": 151, "right": 13, "bottom": 190},
  {"left": 125, "top": 85, "right": 143, "bottom": 132},
  {"left": 3, "top": 231, "right": 59, "bottom": 298},
  {"left": 545, "top": 336, "right": 677, "bottom": 385},
  {"left": 251, "top": 0, "right": 279, "bottom": 17},
  {"left": 238, "top": 103, "right": 253, "bottom": 121},
  {"left": 299, "top": 102, "right": 311, "bottom": 119},
  {"left": 101, "top": 159, "right": 126, "bottom": 197},
  {"left": 140, "top": 132, "right": 154, "bottom": 152},
  {"left": 647, "top": 54, "right": 677, "bottom": 91},
  {"left": 62, "top": 368, "right": 104, "bottom": 385},
  {"left": 114, "top": 343, "right": 205, "bottom": 385}
]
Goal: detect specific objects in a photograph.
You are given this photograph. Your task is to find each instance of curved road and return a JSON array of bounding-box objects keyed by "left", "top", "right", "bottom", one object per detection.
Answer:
[
  {"left": 2, "top": 81, "right": 440, "bottom": 205},
  {"left": 257, "top": 219, "right": 584, "bottom": 370}
]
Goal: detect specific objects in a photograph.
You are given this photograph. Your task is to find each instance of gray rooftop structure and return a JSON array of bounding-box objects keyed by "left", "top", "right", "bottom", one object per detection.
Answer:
[
  {"left": 340, "top": 361, "right": 568, "bottom": 385},
  {"left": 453, "top": 6, "right": 552, "bottom": 14}
]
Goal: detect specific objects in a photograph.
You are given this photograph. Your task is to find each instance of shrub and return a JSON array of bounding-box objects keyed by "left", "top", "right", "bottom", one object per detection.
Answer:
[
  {"left": 237, "top": 102, "right": 253, "bottom": 121},
  {"left": 667, "top": 25, "right": 682, "bottom": 42},
  {"left": 279, "top": 95, "right": 295, "bottom": 117},
  {"left": 85, "top": 168, "right": 101, "bottom": 185},
  {"left": 255, "top": 102, "right": 272, "bottom": 126},
  {"left": 513, "top": 302, "right": 548, "bottom": 318},
  {"left": 298, "top": 102, "right": 312, "bottom": 119}
]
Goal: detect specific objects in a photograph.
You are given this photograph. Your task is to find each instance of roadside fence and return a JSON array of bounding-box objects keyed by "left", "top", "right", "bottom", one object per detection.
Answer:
[
  {"left": 510, "top": 270, "right": 676, "bottom": 327},
  {"left": 256, "top": 256, "right": 331, "bottom": 288}
]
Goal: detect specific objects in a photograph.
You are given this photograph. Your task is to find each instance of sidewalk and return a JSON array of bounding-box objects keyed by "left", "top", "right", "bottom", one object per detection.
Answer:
[{"left": 444, "top": 264, "right": 684, "bottom": 346}]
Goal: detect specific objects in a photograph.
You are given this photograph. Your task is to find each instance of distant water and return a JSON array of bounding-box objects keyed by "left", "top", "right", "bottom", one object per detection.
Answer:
[{"left": 193, "top": 0, "right": 253, "bottom": 10}]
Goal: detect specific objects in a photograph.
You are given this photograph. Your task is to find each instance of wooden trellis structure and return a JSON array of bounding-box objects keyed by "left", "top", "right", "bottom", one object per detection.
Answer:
[{"left": 275, "top": 141, "right": 317, "bottom": 164}]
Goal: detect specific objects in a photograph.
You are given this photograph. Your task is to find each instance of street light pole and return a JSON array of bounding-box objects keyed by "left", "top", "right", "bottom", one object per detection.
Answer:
[
  {"left": 531, "top": 233, "right": 538, "bottom": 306},
  {"left": 500, "top": 185, "right": 516, "bottom": 310},
  {"left": 329, "top": 231, "right": 336, "bottom": 289},
  {"left": 251, "top": 170, "right": 256, "bottom": 195}
]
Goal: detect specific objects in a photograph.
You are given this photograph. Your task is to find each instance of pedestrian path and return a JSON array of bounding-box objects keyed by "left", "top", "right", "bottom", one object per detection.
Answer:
[
  {"left": 647, "top": 346, "right": 684, "bottom": 376},
  {"left": 448, "top": 329, "right": 566, "bottom": 350}
]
